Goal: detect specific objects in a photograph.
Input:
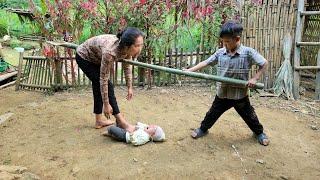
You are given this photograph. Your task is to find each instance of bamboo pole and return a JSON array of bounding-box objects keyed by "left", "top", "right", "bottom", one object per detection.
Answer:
[
  {"left": 315, "top": 50, "right": 320, "bottom": 100},
  {"left": 120, "top": 59, "right": 264, "bottom": 89}
]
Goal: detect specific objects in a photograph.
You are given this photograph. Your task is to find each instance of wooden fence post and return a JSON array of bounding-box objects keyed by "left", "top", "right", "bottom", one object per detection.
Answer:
[{"left": 15, "top": 47, "right": 24, "bottom": 91}]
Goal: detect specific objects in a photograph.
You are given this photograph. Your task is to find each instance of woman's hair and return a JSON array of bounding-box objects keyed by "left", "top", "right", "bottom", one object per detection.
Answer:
[
  {"left": 117, "top": 27, "right": 144, "bottom": 49},
  {"left": 219, "top": 20, "right": 243, "bottom": 38}
]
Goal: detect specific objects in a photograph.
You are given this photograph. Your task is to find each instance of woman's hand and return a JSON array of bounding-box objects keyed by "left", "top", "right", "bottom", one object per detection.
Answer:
[
  {"left": 104, "top": 103, "right": 113, "bottom": 119},
  {"left": 127, "top": 87, "right": 133, "bottom": 101}
]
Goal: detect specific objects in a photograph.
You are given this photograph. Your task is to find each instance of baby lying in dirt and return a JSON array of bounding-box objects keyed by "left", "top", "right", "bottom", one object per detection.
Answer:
[{"left": 102, "top": 122, "right": 165, "bottom": 146}]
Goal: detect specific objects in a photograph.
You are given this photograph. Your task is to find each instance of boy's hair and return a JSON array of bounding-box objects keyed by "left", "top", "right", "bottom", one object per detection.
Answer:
[{"left": 219, "top": 20, "right": 243, "bottom": 38}]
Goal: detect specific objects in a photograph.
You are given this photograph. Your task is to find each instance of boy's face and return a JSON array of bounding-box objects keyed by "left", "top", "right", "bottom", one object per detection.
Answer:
[{"left": 221, "top": 36, "right": 240, "bottom": 52}]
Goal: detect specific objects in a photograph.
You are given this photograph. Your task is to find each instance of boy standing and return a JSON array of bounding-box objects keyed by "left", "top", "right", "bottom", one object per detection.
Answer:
[{"left": 185, "top": 20, "right": 269, "bottom": 146}]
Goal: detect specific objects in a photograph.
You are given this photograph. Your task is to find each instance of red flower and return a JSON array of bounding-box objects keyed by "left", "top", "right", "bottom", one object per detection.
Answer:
[
  {"left": 140, "top": 0, "right": 146, "bottom": 5},
  {"left": 206, "top": 5, "right": 213, "bottom": 15}
]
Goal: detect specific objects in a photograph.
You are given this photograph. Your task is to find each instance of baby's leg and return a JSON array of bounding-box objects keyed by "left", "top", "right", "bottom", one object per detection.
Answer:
[{"left": 107, "top": 126, "right": 127, "bottom": 142}]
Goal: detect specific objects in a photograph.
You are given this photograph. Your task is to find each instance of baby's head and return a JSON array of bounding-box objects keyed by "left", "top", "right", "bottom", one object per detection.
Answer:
[{"left": 145, "top": 125, "right": 165, "bottom": 141}]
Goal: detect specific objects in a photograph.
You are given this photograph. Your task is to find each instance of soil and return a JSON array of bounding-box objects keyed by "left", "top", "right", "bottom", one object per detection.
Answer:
[{"left": 0, "top": 86, "right": 319, "bottom": 179}]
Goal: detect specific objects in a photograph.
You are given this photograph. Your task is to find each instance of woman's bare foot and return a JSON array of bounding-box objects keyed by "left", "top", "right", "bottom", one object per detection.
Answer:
[
  {"left": 116, "top": 121, "right": 135, "bottom": 133},
  {"left": 95, "top": 119, "right": 114, "bottom": 129}
]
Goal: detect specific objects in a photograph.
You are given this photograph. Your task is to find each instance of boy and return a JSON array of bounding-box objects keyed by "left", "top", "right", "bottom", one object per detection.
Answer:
[
  {"left": 102, "top": 122, "right": 165, "bottom": 146},
  {"left": 185, "top": 20, "right": 269, "bottom": 146}
]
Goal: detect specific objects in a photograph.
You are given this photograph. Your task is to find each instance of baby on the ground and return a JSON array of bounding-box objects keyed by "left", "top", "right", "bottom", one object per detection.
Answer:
[{"left": 102, "top": 122, "right": 165, "bottom": 146}]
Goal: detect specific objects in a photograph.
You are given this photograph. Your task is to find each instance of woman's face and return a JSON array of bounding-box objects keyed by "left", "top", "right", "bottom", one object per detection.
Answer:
[{"left": 126, "top": 36, "right": 144, "bottom": 58}]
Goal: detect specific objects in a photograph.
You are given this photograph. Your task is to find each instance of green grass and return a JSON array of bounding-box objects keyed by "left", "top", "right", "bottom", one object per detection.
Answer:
[{"left": 1, "top": 46, "right": 19, "bottom": 66}]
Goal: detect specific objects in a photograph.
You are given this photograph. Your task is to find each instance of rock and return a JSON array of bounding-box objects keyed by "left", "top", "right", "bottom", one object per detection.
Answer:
[
  {"left": 71, "top": 167, "right": 80, "bottom": 176},
  {"left": 0, "top": 112, "right": 14, "bottom": 125},
  {"left": 310, "top": 125, "right": 318, "bottom": 130},
  {"left": 21, "top": 172, "right": 40, "bottom": 180},
  {"left": 279, "top": 175, "right": 289, "bottom": 180},
  {"left": 0, "top": 165, "right": 27, "bottom": 174},
  {"left": 133, "top": 158, "right": 138, "bottom": 162},
  {"left": 160, "top": 89, "right": 169, "bottom": 94},
  {"left": 3, "top": 35, "right": 11, "bottom": 41},
  {"left": 256, "top": 159, "right": 264, "bottom": 164}
]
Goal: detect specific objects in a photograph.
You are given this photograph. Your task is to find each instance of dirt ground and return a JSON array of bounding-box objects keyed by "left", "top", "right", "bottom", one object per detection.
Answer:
[{"left": 0, "top": 85, "right": 319, "bottom": 180}]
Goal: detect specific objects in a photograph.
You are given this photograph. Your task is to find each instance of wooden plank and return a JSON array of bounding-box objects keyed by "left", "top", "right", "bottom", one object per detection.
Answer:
[
  {"left": 39, "top": 59, "right": 45, "bottom": 87},
  {"left": 64, "top": 50, "right": 69, "bottom": 87},
  {"left": 294, "top": 66, "right": 320, "bottom": 70},
  {"left": 43, "top": 60, "right": 48, "bottom": 86},
  {"left": 20, "top": 83, "right": 51, "bottom": 89},
  {"left": 30, "top": 58, "right": 37, "bottom": 90},
  {"left": 168, "top": 48, "right": 172, "bottom": 85},
  {"left": 152, "top": 57, "right": 156, "bottom": 85},
  {"left": 34, "top": 59, "right": 41, "bottom": 87},
  {"left": 157, "top": 55, "right": 161, "bottom": 86},
  {"left": 21, "top": 58, "right": 30, "bottom": 84},
  {"left": 77, "top": 66, "right": 80, "bottom": 87},
  {"left": 179, "top": 48, "right": 183, "bottom": 85},
  {"left": 23, "top": 56, "right": 47, "bottom": 60},
  {"left": 26, "top": 59, "right": 34, "bottom": 87},
  {"left": 0, "top": 71, "right": 17, "bottom": 82},
  {"left": 196, "top": 47, "right": 200, "bottom": 83},
  {"left": 48, "top": 59, "right": 53, "bottom": 87},
  {"left": 315, "top": 50, "right": 320, "bottom": 100},
  {"left": 293, "top": 0, "right": 305, "bottom": 99},
  {"left": 174, "top": 48, "right": 178, "bottom": 84},
  {"left": 300, "top": 11, "right": 320, "bottom": 16},
  {"left": 0, "top": 80, "right": 16, "bottom": 90},
  {"left": 296, "top": 42, "right": 320, "bottom": 46}
]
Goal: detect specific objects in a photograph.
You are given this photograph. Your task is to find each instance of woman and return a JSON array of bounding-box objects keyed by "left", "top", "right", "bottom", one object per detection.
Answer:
[{"left": 76, "top": 27, "right": 144, "bottom": 132}]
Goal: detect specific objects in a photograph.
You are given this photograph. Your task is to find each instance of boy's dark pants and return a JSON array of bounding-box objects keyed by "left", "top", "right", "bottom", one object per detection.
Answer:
[
  {"left": 75, "top": 53, "right": 120, "bottom": 115},
  {"left": 200, "top": 95, "right": 264, "bottom": 135}
]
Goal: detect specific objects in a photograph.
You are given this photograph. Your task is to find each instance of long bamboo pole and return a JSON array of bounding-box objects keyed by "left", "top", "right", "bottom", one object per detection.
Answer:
[{"left": 120, "top": 59, "right": 264, "bottom": 89}]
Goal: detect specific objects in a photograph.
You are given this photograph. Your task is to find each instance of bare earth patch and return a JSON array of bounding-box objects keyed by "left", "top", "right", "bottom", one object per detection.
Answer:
[{"left": 0, "top": 86, "right": 319, "bottom": 179}]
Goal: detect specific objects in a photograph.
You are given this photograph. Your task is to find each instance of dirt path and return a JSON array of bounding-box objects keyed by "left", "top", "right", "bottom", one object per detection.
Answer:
[{"left": 0, "top": 86, "right": 319, "bottom": 179}]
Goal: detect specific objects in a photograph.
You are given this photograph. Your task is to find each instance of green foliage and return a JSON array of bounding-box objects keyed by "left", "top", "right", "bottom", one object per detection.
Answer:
[
  {"left": 0, "top": 10, "right": 40, "bottom": 37},
  {"left": 0, "top": 0, "right": 29, "bottom": 9},
  {"left": 0, "top": 14, "right": 7, "bottom": 37},
  {"left": 78, "top": 23, "right": 92, "bottom": 43},
  {"left": 8, "top": 38, "right": 22, "bottom": 48}
]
